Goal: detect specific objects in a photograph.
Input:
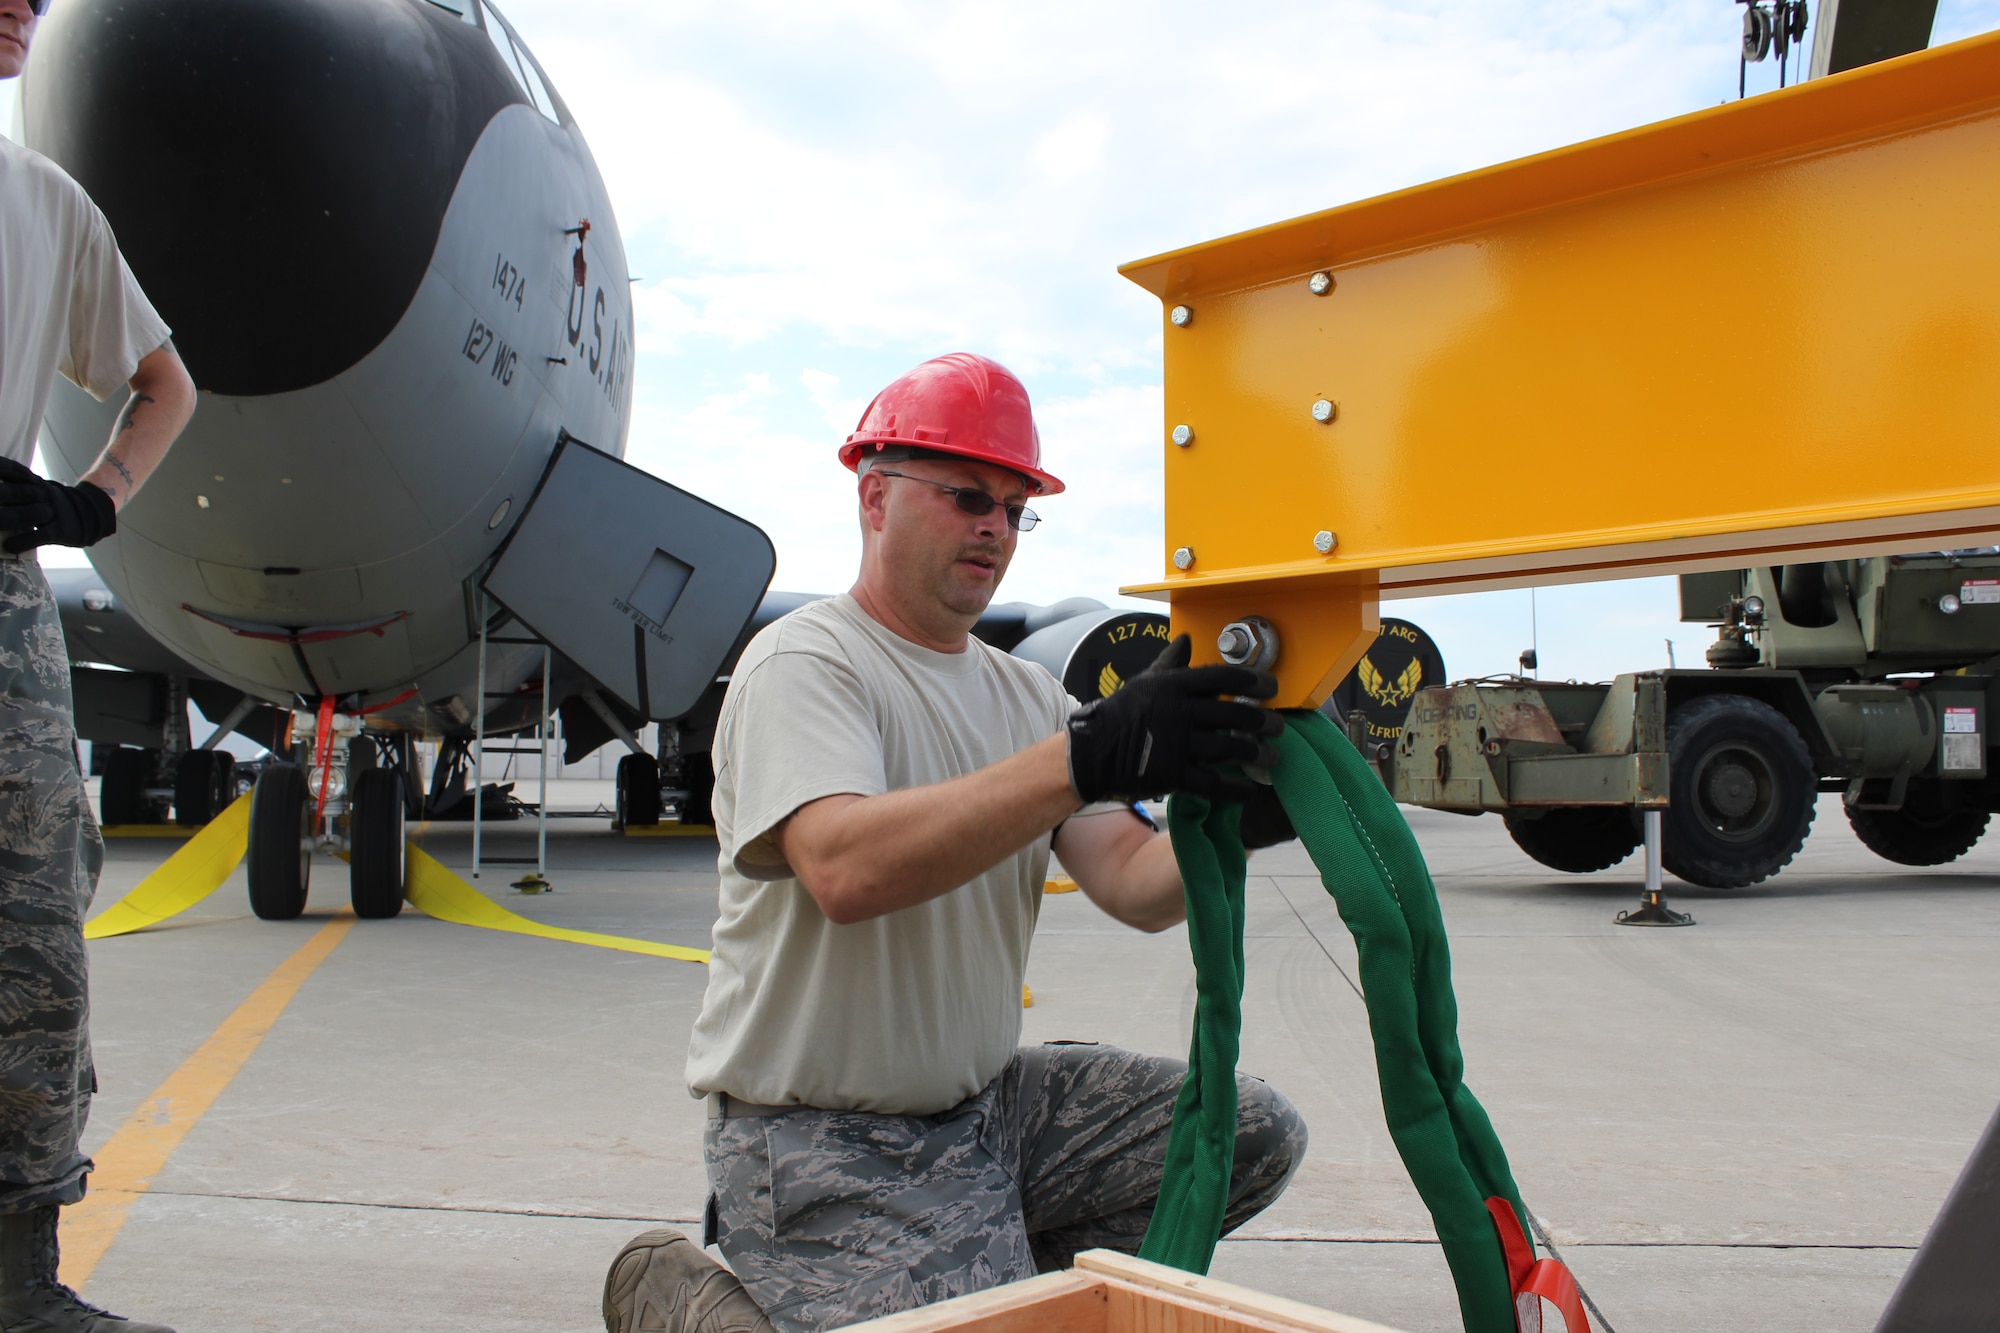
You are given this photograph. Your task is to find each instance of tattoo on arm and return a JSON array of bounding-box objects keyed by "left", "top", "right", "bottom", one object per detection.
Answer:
[
  {"left": 116, "top": 392, "right": 155, "bottom": 436},
  {"left": 104, "top": 453, "right": 135, "bottom": 491}
]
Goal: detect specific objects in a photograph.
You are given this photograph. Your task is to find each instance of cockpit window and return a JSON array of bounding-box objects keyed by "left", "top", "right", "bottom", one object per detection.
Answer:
[{"left": 476, "top": 0, "right": 563, "bottom": 125}]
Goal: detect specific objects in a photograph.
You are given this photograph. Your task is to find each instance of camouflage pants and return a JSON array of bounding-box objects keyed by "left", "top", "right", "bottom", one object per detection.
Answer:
[
  {"left": 704, "top": 1042, "right": 1307, "bottom": 1333},
  {"left": 0, "top": 555, "right": 102, "bottom": 1215}
]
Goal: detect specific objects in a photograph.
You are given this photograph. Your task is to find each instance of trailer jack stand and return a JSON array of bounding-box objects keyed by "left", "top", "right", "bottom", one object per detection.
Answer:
[{"left": 1616, "top": 810, "right": 1694, "bottom": 927}]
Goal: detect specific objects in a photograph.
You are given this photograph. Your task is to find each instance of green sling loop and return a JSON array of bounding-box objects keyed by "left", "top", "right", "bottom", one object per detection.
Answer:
[{"left": 1139, "top": 710, "right": 1531, "bottom": 1333}]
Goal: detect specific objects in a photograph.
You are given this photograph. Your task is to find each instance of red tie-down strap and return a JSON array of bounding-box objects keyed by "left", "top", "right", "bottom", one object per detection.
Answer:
[
  {"left": 312, "top": 695, "right": 337, "bottom": 830},
  {"left": 1486, "top": 1198, "right": 1592, "bottom": 1333}
]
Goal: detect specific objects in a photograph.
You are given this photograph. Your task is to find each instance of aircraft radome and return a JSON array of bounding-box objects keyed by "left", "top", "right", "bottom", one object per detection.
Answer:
[{"left": 22, "top": 0, "right": 1172, "bottom": 921}]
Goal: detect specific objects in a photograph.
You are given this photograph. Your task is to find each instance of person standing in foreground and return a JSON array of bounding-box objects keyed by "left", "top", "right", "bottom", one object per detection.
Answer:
[
  {"left": 603, "top": 353, "right": 1305, "bottom": 1333},
  {"left": 0, "top": 3, "right": 198, "bottom": 1329}
]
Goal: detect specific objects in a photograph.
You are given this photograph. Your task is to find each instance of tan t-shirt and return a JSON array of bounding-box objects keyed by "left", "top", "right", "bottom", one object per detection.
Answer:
[
  {"left": 685, "top": 594, "right": 1075, "bottom": 1115},
  {"left": 0, "top": 136, "right": 171, "bottom": 465}
]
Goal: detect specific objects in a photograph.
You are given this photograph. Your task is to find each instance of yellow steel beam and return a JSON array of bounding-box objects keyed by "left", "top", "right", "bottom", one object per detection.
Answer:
[{"left": 1120, "top": 30, "right": 2000, "bottom": 708}]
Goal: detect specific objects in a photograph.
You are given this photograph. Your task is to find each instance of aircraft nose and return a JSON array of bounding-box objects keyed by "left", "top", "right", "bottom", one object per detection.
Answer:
[{"left": 21, "top": 0, "right": 525, "bottom": 397}]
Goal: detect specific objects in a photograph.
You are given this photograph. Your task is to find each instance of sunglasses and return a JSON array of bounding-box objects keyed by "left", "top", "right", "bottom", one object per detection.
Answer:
[{"left": 873, "top": 469, "right": 1040, "bottom": 532}]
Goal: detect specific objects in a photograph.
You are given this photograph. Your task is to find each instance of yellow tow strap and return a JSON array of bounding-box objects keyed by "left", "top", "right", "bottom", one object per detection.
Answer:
[
  {"left": 404, "top": 845, "right": 710, "bottom": 963},
  {"left": 84, "top": 795, "right": 252, "bottom": 940},
  {"left": 85, "top": 802, "right": 708, "bottom": 964}
]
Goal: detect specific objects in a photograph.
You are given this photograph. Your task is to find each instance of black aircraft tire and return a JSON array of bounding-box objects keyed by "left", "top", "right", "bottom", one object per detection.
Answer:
[
  {"left": 247, "top": 764, "right": 311, "bottom": 921},
  {"left": 210, "top": 751, "right": 237, "bottom": 816},
  {"left": 1662, "top": 694, "right": 1816, "bottom": 889},
  {"left": 1503, "top": 807, "right": 1642, "bottom": 873},
  {"left": 679, "top": 753, "right": 714, "bottom": 828},
  {"left": 174, "top": 750, "right": 236, "bottom": 826},
  {"left": 100, "top": 747, "right": 152, "bottom": 826},
  {"left": 349, "top": 768, "right": 406, "bottom": 919},
  {"left": 617, "top": 753, "right": 660, "bottom": 828},
  {"left": 1846, "top": 782, "right": 1990, "bottom": 866}
]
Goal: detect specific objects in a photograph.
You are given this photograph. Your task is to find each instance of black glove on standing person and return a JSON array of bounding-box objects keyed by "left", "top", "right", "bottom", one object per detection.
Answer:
[
  {"left": 1066, "top": 633, "right": 1283, "bottom": 803},
  {"left": 0, "top": 458, "right": 117, "bottom": 554}
]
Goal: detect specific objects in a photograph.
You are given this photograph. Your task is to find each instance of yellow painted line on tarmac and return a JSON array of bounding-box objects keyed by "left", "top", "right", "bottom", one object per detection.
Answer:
[
  {"left": 85, "top": 796, "right": 251, "bottom": 939},
  {"left": 405, "top": 845, "right": 710, "bottom": 964},
  {"left": 60, "top": 912, "right": 355, "bottom": 1290}
]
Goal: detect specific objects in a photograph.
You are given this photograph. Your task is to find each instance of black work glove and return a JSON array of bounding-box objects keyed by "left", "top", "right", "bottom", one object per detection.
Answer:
[
  {"left": 1238, "top": 779, "right": 1297, "bottom": 849},
  {"left": 0, "top": 459, "right": 117, "bottom": 554},
  {"left": 1066, "top": 634, "right": 1281, "bottom": 804}
]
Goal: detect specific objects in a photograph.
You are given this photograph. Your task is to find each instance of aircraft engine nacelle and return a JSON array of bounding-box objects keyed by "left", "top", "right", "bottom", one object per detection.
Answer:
[{"left": 976, "top": 600, "right": 1174, "bottom": 704}]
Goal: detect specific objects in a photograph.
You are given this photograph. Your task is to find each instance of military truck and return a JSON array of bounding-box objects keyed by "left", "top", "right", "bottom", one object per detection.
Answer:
[{"left": 1339, "top": 552, "right": 1999, "bottom": 888}]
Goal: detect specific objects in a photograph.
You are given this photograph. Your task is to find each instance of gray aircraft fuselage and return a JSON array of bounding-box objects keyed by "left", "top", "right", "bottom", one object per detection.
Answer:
[{"left": 24, "top": 0, "right": 630, "bottom": 737}]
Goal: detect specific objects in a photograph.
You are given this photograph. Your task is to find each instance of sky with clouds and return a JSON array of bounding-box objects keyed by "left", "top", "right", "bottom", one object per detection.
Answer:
[{"left": 16, "top": 0, "right": 2000, "bottom": 686}]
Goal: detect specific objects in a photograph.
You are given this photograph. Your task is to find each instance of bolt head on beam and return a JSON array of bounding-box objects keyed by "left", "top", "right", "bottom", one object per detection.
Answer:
[
  {"left": 1171, "top": 424, "right": 1194, "bottom": 447},
  {"left": 1172, "top": 546, "right": 1195, "bottom": 571},
  {"left": 1308, "top": 271, "right": 1334, "bottom": 295},
  {"left": 1169, "top": 305, "right": 1193, "bottom": 326},
  {"left": 1313, "top": 530, "right": 1337, "bottom": 554},
  {"left": 1311, "top": 399, "right": 1337, "bottom": 423}
]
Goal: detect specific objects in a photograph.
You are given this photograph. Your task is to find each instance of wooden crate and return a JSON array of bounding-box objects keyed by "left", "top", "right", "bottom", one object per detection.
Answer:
[{"left": 842, "top": 1250, "right": 1410, "bottom": 1333}]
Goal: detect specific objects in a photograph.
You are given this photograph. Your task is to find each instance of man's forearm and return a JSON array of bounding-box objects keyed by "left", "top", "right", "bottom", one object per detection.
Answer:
[
  {"left": 80, "top": 345, "right": 195, "bottom": 509},
  {"left": 1055, "top": 808, "right": 1187, "bottom": 932},
  {"left": 1090, "top": 831, "right": 1186, "bottom": 932},
  {"left": 778, "top": 733, "right": 1081, "bottom": 924}
]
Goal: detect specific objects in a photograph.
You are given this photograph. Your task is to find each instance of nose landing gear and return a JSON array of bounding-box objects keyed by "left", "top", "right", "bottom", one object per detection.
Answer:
[{"left": 245, "top": 707, "right": 421, "bottom": 919}]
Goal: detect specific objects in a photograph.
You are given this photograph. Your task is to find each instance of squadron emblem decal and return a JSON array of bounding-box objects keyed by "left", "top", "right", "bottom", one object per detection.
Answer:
[
  {"left": 1326, "top": 617, "right": 1446, "bottom": 743},
  {"left": 1358, "top": 655, "right": 1424, "bottom": 708}
]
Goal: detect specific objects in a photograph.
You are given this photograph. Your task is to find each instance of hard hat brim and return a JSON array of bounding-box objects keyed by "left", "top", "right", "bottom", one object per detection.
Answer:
[{"left": 840, "top": 438, "right": 1065, "bottom": 496}]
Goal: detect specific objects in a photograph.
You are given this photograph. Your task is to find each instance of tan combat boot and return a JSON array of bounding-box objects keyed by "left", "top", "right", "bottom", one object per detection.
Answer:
[
  {"left": 0, "top": 1207, "right": 174, "bottom": 1333},
  {"left": 603, "top": 1229, "right": 774, "bottom": 1333}
]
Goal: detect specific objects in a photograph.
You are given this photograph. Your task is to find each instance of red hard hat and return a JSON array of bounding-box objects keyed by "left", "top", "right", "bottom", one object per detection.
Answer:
[{"left": 840, "top": 353, "right": 1064, "bottom": 496}]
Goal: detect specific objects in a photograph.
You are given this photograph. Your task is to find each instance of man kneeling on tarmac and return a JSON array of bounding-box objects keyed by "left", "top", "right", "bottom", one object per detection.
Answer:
[{"left": 604, "top": 353, "right": 1307, "bottom": 1333}]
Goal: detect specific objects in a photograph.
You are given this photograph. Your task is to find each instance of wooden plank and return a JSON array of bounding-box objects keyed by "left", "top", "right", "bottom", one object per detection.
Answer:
[
  {"left": 837, "top": 1271, "right": 1106, "bottom": 1332},
  {"left": 1105, "top": 1280, "right": 1321, "bottom": 1333},
  {"left": 1073, "top": 1252, "right": 1412, "bottom": 1333}
]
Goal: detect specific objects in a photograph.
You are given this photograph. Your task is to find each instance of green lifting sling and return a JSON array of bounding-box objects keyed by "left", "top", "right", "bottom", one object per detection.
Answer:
[{"left": 1137, "top": 710, "right": 1549, "bottom": 1333}]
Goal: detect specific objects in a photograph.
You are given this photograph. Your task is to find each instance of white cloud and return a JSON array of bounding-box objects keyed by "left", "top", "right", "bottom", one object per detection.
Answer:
[{"left": 494, "top": 0, "right": 2000, "bottom": 678}]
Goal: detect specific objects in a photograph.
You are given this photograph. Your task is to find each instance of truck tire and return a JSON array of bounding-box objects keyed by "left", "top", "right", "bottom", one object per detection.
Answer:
[
  {"left": 1503, "top": 807, "right": 1642, "bottom": 873},
  {"left": 1846, "top": 780, "right": 1990, "bottom": 866},
  {"left": 1663, "top": 694, "right": 1815, "bottom": 888}
]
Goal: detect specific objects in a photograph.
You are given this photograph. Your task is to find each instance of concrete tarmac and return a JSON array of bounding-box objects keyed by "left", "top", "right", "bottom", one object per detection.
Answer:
[{"left": 75, "top": 787, "right": 1999, "bottom": 1332}]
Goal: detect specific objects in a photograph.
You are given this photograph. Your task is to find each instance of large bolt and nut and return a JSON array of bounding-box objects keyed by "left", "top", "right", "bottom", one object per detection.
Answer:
[
  {"left": 1313, "top": 530, "right": 1338, "bottom": 554},
  {"left": 1308, "top": 271, "right": 1335, "bottom": 295},
  {"left": 1311, "top": 398, "right": 1337, "bottom": 423},
  {"left": 1172, "top": 546, "right": 1196, "bottom": 571},
  {"left": 1169, "top": 305, "right": 1193, "bottom": 327},
  {"left": 1217, "top": 616, "right": 1281, "bottom": 671},
  {"left": 1171, "top": 424, "right": 1195, "bottom": 447}
]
